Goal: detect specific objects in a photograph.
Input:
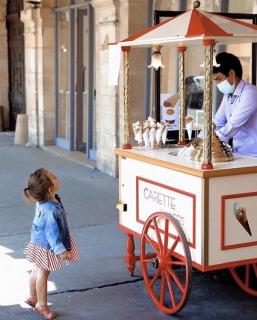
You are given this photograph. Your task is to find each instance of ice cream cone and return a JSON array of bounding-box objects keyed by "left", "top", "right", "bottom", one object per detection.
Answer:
[
  {"left": 161, "top": 123, "right": 168, "bottom": 145},
  {"left": 143, "top": 127, "right": 150, "bottom": 149},
  {"left": 233, "top": 203, "right": 252, "bottom": 236},
  {"left": 149, "top": 127, "right": 156, "bottom": 149},
  {"left": 156, "top": 122, "right": 164, "bottom": 146},
  {"left": 132, "top": 121, "right": 143, "bottom": 145},
  {"left": 186, "top": 120, "right": 193, "bottom": 140}
]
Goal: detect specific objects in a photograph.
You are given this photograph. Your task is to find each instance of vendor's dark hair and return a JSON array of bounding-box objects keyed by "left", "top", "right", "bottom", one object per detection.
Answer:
[
  {"left": 23, "top": 168, "right": 53, "bottom": 202},
  {"left": 213, "top": 52, "right": 243, "bottom": 78}
]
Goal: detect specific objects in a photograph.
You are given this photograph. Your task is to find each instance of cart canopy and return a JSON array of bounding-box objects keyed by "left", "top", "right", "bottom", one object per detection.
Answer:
[{"left": 119, "top": 8, "right": 257, "bottom": 48}]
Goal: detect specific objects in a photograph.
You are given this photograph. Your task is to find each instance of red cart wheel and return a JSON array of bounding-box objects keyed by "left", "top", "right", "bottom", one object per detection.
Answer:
[
  {"left": 140, "top": 212, "right": 192, "bottom": 314},
  {"left": 229, "top": 263, "right": 257, "bottom": 296}
]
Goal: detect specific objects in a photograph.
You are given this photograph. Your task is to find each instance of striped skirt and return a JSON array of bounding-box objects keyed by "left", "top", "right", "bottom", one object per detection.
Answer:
[{"left": 24, "top": 232, "right": 80, "bottom": 271}]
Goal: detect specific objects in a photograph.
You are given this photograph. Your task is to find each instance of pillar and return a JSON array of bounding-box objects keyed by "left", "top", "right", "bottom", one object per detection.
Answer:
[
  {"left": 0, "top": 0, "right": 9, "bottom": 129},
  {"left": 21, "top": 5, "right": 55, "bottom": 146}
]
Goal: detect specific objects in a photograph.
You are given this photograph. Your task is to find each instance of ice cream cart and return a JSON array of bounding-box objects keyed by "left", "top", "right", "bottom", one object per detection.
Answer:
[{"left": 115, "top": 2, "right": 257, "bottom": 315}]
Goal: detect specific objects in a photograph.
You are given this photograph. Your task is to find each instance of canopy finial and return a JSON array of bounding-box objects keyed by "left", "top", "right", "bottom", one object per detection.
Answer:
[{"left": 193, "top": 1, "right": 201, "bottom": 9}]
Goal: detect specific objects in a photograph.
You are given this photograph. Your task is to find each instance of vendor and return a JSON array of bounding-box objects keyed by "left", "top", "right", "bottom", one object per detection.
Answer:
[{"left": 193, "top": 52, "right": 257, "bottom": 156}]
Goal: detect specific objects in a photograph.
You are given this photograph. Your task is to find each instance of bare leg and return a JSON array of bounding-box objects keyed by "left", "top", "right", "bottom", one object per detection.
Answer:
[
  {"left": 36, "top": 268, "right": 50, "bottom": 308},
  {"left": 29, "top": 264, "right": 38, "bottom": 303}
]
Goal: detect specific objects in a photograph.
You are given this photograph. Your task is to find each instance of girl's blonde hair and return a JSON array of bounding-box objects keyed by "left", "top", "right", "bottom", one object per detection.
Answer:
[{"left": 24, "top": 168, "right": 53, "bottom": 202}]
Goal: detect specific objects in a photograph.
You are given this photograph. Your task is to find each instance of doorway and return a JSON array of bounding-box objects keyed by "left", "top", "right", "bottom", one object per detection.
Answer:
[
  {"left": 7, "top": 0, "right": 26, "bottom": 130},
  {"left": 55, "top": 3, "right": 95, "bottom": 159}
]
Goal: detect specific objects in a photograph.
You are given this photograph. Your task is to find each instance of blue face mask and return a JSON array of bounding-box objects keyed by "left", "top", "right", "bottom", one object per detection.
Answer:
[{"left": 217, "top": 79, "right": 235, "bottom": 95}]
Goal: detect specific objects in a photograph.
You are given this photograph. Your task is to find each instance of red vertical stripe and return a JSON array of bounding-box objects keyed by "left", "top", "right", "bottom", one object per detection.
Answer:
[{"left": 187, "top": 10, "right": 232, "bottom": 37}]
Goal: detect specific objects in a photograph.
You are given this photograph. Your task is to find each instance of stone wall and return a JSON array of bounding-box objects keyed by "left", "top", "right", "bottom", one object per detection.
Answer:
[
  {"left": 0, "top": 0, "right": 9, "bottom": 130},
  {"left": 41, "top": 8, "right": 55, "bottom": 145},
  {"left": 92, "top": 0, "right": 119, "bottom": 176},
  {"left": 92, "top": 0, "right": 149, "bottom": 176},
  {"left": 21, "top": 3, "right": 55, "bottom": 146}
]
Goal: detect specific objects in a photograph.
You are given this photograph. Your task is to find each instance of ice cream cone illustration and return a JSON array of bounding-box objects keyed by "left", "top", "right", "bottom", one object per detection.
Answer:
[{"left": 233, "top": 203, "right": 252, "bottom": 236}]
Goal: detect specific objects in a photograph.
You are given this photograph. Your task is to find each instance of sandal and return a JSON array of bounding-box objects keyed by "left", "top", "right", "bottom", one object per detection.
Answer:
[
  {"left": 24, "top": 297, "right": 37, "bottom": 308},
  {"left": 34, "top": 305, "right": 57, "bottom": 320}
]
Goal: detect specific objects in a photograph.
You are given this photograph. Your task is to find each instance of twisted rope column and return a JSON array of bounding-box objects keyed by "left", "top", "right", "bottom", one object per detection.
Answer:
[
  {"left": 177, "top": 47, "right": 187, "bottom": 145},
  {"left": 122, "top": 47, "right": 132, "bottom": 149},
  {"left": 201, "top": 40, "right": 215, "bottom": 170}
]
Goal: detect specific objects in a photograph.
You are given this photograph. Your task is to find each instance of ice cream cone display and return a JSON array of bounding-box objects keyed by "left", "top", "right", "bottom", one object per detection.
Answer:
[
  {"left": 185, "top": 116, "right": 193, "bottom": 140},
  {"left": 149, "top": 127, "right": 156, "bottom": 149},
  {"left": 191, "top": 130, "right": 233, "bottom": 162},
  {"left": 132, "top": 118, "right": 169, "bottom": 148},
  {"left": 142, "top": 120, "right": 150, "bottom": 149},
  {"left": 132, "top": 121, "right": 143, "bottom": 145},
  {"left": 161, "top": 123, "right": 169, "bottom": 145},
  {"left": 156, "top": 122, "right": 164, "bottom": 146},
  {"left": 148, "top": 117, "right": 157, "bottom": 149},
  {"left": 233, "top": 203, "right": 252, "bottom": 236}
]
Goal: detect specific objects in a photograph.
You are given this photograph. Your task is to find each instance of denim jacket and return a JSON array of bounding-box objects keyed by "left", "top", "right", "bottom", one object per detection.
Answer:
[{"left": 30, "top": 198, "right": 71, "bottom": 254}]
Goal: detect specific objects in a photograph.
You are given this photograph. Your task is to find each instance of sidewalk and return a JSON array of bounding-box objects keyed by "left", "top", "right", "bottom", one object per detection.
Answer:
[{"left": 1, "top": 136, "right": 257, "bottom": 320}]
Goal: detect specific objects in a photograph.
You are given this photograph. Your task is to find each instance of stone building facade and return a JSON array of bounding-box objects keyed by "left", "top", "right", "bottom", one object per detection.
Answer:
[{"left": 0, "top": 0, "right": 257, "bottom": 176}]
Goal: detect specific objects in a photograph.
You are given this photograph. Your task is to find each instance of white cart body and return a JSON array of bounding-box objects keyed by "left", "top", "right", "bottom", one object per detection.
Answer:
[{"left": 117, "top": 147, "right": 257, "bottom": 271}]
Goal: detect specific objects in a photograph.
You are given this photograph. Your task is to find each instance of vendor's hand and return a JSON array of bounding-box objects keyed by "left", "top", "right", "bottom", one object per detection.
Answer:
[
  {"left": 186, "top": 137, "right": 202, "bottom": 147},
  {"left": 59, "top": 250, "right": 70, "bottom": 262}
]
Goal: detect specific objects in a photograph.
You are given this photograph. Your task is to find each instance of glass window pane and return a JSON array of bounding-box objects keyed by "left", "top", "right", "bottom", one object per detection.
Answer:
[
  {"left": 225, "top": 43, "right": 252, "bottom": 83},
  {"left": 185, "top": 47, "right": 204, "bottom": 121},
  {"left": 228, "top": 0, "right": 254, "bottom": 13},
  {"left": 58, "top": 10, "right": 69, "bottom": 139},
  {"left": 154, "top": 0, "right": 179, "bottom": 11}
]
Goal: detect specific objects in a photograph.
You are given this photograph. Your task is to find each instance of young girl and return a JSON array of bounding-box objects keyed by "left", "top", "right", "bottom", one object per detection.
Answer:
[{"left": 23, "top": 168, "right": 80, "bottom": 320}]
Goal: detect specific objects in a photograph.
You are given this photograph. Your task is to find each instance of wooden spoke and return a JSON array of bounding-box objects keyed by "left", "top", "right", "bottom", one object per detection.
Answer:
[
  {"left": 160, "top": 271, "right": 166, "bottom": 305},
  {"left": 153, "top": 218, "right": 164, "bottom": 253},
  {"left": 245, "top": 264, "right": 250, "bottom": 287},
  {"left": 167, "top": 266, "right": 185, "bottom": 293},
  {"left": 141, "top": 258, "right": 153, "bottom": 263},
  {"left": 141, "top": 252, "right": 157, "bottom": 263},
  {"left": 145, "top": 234, "right": 160, "bottom": 255},
  {"left": 163, "top": 218, "right": 169, "bottom": 255},
  {"left": 253, "top": 264, "right": 257, "bottom": 278},
  {"left": 165, "top": 270, "right": 176, "bottom": 307},
  {"left": 150, "top": 269, "right": 161, "bottom": 288},
  {"left": 168, "top": 236, "right": 179, "bottom": 256}
]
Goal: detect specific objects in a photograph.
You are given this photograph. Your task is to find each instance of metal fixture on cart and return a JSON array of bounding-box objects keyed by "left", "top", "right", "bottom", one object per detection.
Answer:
[
  {"left": 191, "top": 127, "right": 233, "bottom": 162},
  {"left": 148, "top": 45, "right": 165, "bottom": 71},
  {"left": 26, "top": 0, "right": 41, "bottom": 8}
]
